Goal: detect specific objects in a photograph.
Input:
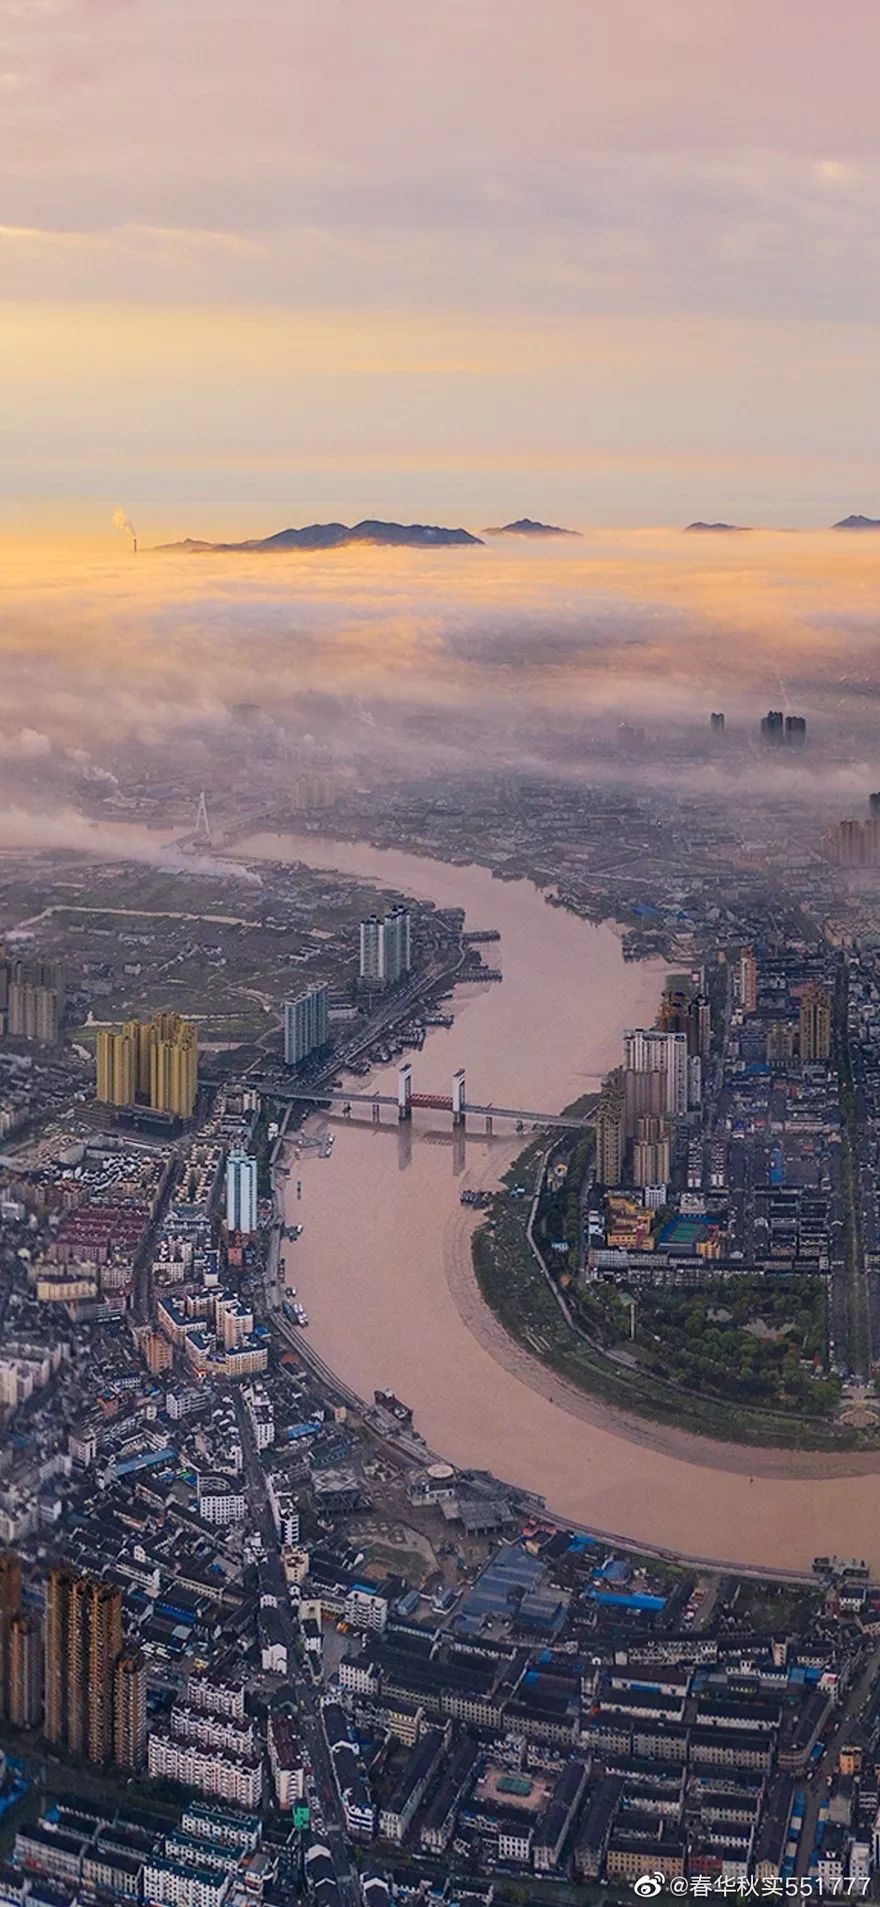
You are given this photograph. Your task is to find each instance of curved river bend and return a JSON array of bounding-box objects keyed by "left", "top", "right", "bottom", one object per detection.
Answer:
[{"left": 241, "top": 833, "right": 880, "bottom": 1575}]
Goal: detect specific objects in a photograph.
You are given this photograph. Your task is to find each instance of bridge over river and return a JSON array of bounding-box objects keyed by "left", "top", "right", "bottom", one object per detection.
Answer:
[{"left": 253, "top": 1063, "right": 593, "bottom": 1133}]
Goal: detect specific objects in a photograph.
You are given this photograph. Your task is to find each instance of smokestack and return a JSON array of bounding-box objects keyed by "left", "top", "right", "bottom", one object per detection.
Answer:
[{"left": 112, "top": 508, "right": 138, "bottom": 553}]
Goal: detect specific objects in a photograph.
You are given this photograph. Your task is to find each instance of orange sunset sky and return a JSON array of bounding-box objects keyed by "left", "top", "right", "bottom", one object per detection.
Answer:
[{"left": 1, "top": 0, "right": 880, "bottom": 537}]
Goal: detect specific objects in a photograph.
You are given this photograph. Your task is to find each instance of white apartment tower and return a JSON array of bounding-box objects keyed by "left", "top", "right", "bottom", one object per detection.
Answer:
[
  {"left": 623, "top": 1029, "right": 689, "bottom": 1118},
  {"left": 359, "top": 908, "right": 412, "bottom": 987},
  {"left": 225, "top": 1149, "right": 258, "bottom": 1236},
  {"left": 283, "top": 984, "right": 329, "bottom": 1067}
]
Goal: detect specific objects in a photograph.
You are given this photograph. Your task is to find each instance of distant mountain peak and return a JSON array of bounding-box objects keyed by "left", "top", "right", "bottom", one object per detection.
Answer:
[
  {"left": 684, "top": 520, "right": 750, "bottom": 533},
  {"left": 833, "top": 514, "right": 880, "bottom": 530},
  {"left": 157, "top": 519, "right": 484, "bottom": 553},
  {"left": 484, "top": 517, "right": 579, "bottom": 537}
]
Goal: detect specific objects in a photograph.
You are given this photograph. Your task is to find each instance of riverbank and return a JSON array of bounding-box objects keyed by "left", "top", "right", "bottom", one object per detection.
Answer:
[
  {"left": 239, "top": 829, "right": 880, "bottom": 1571},
  {"left": 470, "top": 1137, "right": 869, "bottom": 1453}
]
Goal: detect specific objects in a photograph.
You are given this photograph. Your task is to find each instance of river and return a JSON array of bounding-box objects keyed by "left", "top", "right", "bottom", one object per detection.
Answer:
[{"left": 241, "top": 831, "right": 880, "bottom": 1575}]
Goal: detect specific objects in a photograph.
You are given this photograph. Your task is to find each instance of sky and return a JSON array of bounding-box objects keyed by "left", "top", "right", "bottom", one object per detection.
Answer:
[{"left": 2, "top": 0, "right": 880, "bottom": 534}]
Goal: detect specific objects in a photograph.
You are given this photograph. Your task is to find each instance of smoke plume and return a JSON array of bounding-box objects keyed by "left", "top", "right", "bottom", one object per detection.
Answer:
[{"left": 111, "top": 508, "right": 137, "bottom": 549}]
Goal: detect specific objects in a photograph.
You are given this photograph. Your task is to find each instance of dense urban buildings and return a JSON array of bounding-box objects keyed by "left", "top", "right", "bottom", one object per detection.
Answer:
[{"left": 5, "top": 742, "right": 880, "bottom": 1899}]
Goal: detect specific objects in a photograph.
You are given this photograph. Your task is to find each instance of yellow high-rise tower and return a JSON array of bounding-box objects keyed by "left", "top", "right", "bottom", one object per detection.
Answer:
[
  {"left": 113, "top": 1647, "right": 147, "bottom": 1770},
  {"left": 96, "top": 1026, "right": 137, "bottom": 1106},
  {"left": 134, "top": 1018, "right": 154, "bottom": 1098},
  {"left": 149, "top": 1012, "right": 198, "bottom": 1118},
  {"left": 9, "top": 1613, "right": 41, "bottom": 1728},
  {"left": 96, "top": 1012, "right": 198, "bottom": 1118},
  {"left": 45, "top": 1566, "right": 123, "bottom": 1765}
]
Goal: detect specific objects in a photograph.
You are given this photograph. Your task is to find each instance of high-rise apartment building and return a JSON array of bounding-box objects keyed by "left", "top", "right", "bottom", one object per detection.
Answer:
[
  {"left": 9, "top": 1614, "right": 41, "bottom": 1729},
  {"left": 657, "top": 987, "right": 688, "bottom": 1038},
  {"left": 632, "top": 1116, "right": 671, "bottom": 1190},
  {"left": 624, "top": 1064, "right": 667, "bottom": 1137},
  {"left": 96, "top": 1012, "right": 198, "bottom": 1118},
  {"left": 44, "top": 1562, "right": 72, "bottom": 1749},
  {"left": 383, "top": 907, "right": 411, "bottom": 985},
  {"left": 114, "top": 1647, "right": 147, "bottom": 1770},
  {"left": 827, "top": 812, "right": 880, "bottom": 869},
  {"left": 623, "top": 1030, "right": 688, "bottom": 1118},
  {"left": 760, "top": 709, "right": 784, "bottom": 744},
  {"left": 739, "top": 947, "right": 758, "bottom": 1015},
  {"left": 0, "top": 1550, "right": 22, "bottom": 1722},
  {"left": 150, "top": 1013, "right": 198, "bottom": 1117},
  {"left": 800, "top": 983, "right": 832, "bottom": 1065},
  {"left": 0, "top": 952, "right": 64, "bottom": 1046},
  {"left": 596, "top": 1071, "right": 625, "bottom": 1187},
  {"left": 761, "top": 710, "right": 805, "bottom": 748},
  {"left": 45, "top": 1566, "right": 123, "bottom": 1765},
  {"left": 226, "top": 1149, "right": 258, "bottom": 1236},
  {"left": 359, "top": 909, "right": 412, "bottom": 988},
  {"left": 7, "top": 983, "right": 61, "bottom": 1044},
  {"left": 658, "top": 983, "right": 711, "bottom": 1061},
  {"left": 359, "top": 915, "right": 383, "bottom": 985},
  {"left": 96, "top": 1025, "right": 137, "bottom": 1107},
  {"left": 283, "top": 983, "right": 329, "bottom": 1067},
  {"left": 826, "top": 819, "right": 867, "bottom": 869},
  {"left": 689, "top": 993, "right": 712, "bottom": 1061}
]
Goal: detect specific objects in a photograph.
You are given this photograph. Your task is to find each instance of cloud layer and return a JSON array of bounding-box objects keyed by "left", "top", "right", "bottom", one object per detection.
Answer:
[{"left": 1, "top": 534, "right": 880, "bottom": 841}]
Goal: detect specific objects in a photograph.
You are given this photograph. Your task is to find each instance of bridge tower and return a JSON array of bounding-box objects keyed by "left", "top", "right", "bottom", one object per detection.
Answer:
[
  {"left": 452, "top": 1068, "right": 467, "bottom": 1127},
  {"left": 194, "top": 790, "right": 211, "bottom": 846},
  {"left": 397, "top": 1064, "right": 413, "bottom": 1121}
]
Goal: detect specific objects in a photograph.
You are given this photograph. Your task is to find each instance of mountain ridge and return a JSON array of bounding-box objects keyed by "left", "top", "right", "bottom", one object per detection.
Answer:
[
  {"left": 483, "top": 517, "right": 580, "bottom": 537},
  {"left": 158, "top": 519, "right": 484, "bottom": 552},
  {"left": 684, "top": 520, "right": 751, "bottom": 533}
]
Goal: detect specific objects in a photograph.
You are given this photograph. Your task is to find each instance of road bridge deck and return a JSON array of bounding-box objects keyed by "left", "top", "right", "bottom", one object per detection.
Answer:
[{"left": 253, "top": 1077, "right": 592, "bottom": 1130}]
